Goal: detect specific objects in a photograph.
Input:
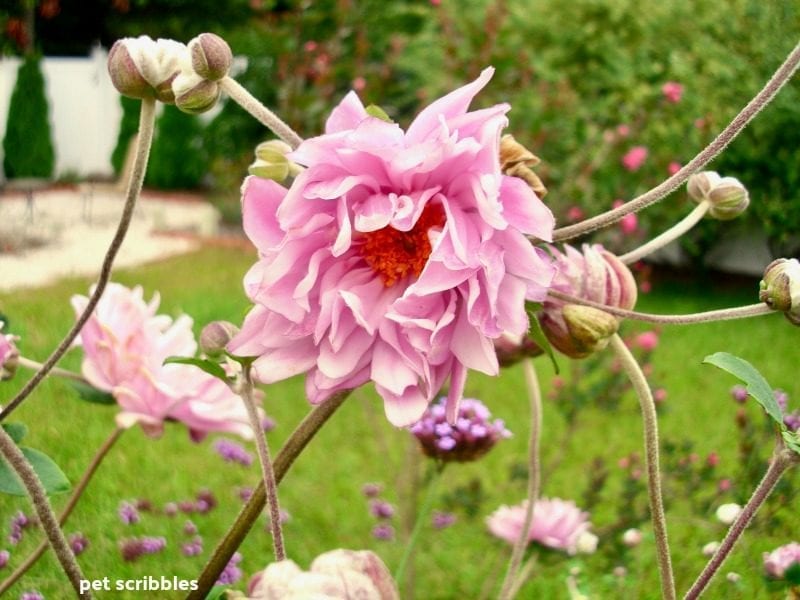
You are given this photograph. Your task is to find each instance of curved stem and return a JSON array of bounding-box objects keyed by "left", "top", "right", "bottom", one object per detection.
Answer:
[
  {"left": 0, "top": 425, "right": 89, "bottom": 598},
  {"left": 610, "top": 334, "right": 675, "bottom": 600},
  {"left": 619, "top": 201, "right": 710, "bottom": 265},
  {"left": 16, "top": 356, "right": 88, "bottom": 384},
  {"left": 498, "top": 359, "right": 542, "bottom": 600},
  {"left": 240, "top": 365, "right": 285, "bottom": 561},
  {"left": 548, "top": 291, "right": 774, "bottom": 325},
  {"left": 220, "top": 77, "right": 303, "bottom": 150},
  {"left": 684, "top": 443, "right": 797, "bottom": 599},
  {"left": 394, "top": 463, "right": 444, "bottom": 585},
  {"left": 0, "top": 97, "right": 157, "bottom": 423},
  {"left": 553, "top": 42, "right": 800, "bottom": 242},
  {"left": 0, "top": 427, "right": 124, "bottom": 595},
  {"left": 189, "top": 391, "right": 350, "bottom": 599}
]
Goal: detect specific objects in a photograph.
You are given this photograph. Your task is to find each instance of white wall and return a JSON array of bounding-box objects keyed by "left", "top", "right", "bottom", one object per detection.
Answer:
[{"left": 0, "top": 46, "right": 121, "bottom": 181}]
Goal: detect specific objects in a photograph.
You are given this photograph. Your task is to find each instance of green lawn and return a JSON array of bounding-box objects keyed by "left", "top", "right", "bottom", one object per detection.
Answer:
[{"left": 0, "top": 248, "right": 797, "bottom": 599}]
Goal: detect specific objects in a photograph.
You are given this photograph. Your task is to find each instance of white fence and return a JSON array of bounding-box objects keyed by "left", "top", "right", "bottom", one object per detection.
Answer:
[{"left": 0, "top": 46, "right": 122, "bottom": 181}]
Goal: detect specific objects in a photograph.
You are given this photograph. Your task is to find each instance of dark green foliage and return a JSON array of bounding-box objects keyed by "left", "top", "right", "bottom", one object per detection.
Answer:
[
  {"left": 145, "top": 104, "right": 207, "bottom": 190},
  {"left": 110, "top": 95, "right": 140, "bottom": 176},
  {"left": 2, "top": 55, "right": 54, "bottom": 179}
]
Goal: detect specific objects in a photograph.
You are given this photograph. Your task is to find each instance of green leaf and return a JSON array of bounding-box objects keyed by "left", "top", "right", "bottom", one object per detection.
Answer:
[
  {"left": 703, "top": 352, "right": 783, "bottom": 426},
  {"left": 0, "top": 446, "right": 71, "bottom": 496},
  {"left": 365, "top": 104, "right": 393, "bottom": 123},
  {"left": 204, "top": 586, "right": 230, "bottom": 600},
  {"left": 782, "top": 431, "right": 800, "bottom": 456},
  {"left": 1, "top": 423, "right": 27, "bottom": 443},
  {"left": 526, "top": 302, "right": 559, "bottom": 374},
  {"left": 163, "top": 356, "right": 228, "bottom": 382},
  {"left": 69, "top": 380, "right": 116, "bottom": 405}
]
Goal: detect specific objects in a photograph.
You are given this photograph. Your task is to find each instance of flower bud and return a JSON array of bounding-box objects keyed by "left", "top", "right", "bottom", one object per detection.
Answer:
[
  {"left": 107, "top": 36, "right": 187, "bottom": 103},
  {"left": 249, "top": 140, "right": 302, "bottom": 182},
  {"left": 188, "top": 33, "right": 232, "bottom": 81},
  {"left": 173, "top": 71, "right": 221, "bottom": 114},
  {"left": 759, "top": 258, "right": 800, "bottom": 325},
  {"left": 715, "top": 503, "right": 742, "bottom": 525},
  {"left": 622, "top": 528, "right": 642, "bottom": 548},
  {"left": 200, "top": 321, "right": 239, "bottom": 358},
  {"left": 687, "top": 171, "right": 749, "bottom": 220},
  {"left": 575, "top": 531, "right": 599, "bottom": 554},
  {"left": 558, "top": 305, "right": 618, "bottom": 358}
]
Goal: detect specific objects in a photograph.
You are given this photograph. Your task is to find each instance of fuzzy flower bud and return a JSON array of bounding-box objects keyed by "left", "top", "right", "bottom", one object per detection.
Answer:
[
  {"left": 173, "top": 71, "right": 221, "bottom": 114},
  {"left": 188, "top": 33, "right": 232, "bottom": 81},
  {"left": 409, "top": 397, "right": 511, "bottom": 463},
  {"left": 759, "top": 258, "right": 800, "bottom": 325},
  {"left": 540, "top": 244, "right": 637, "bottom": 359},
  {"left": 715, "top": 503, "right": 742, "bottom": 525},
  {"left": 200, "top": 321, "right": 240, "bottom": 358},
  {"left": 107, "top": 36, "right": 187, "bottom": 103},
  {"left": 687, "top": 171, "right": 749, "bottom": 220},
  {"left": 249, "top": 140, "right": 302, "bottom": 182}
]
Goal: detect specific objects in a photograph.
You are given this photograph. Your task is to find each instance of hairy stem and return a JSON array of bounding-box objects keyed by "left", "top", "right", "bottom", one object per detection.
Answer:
[
  {"left": 0, "top": 97, "right": 157, "bottom": 422},
  {"left": 240, "top": 365, "right": 285, "bottom": 561},
  {"left": 220, "top": 77, "right": 303, "bottom": 150},
  {"left": 394, "top": 463, "right": 444, "bottom": 585},
  {"left": 189, "top": 391, "right": 349, "bottom": 598},
  {"left": 0, "top": 425, "right": 89, "bottom": 597},
  {"left": 548, "top": 291, "right": 774, "bottom": 325},
  {"left": 0, "top": 427, "right": 124, "bottom": 595},
  {"left": 610, "top": 334, "right": 675, "bottom": 600},
  {"left": 684, "top": 443, "right": 797, "bottom": 599},
  {"left": 498, "top": 359, "right": 542, "bottom": 600},
  {"left": 619, "top": 201, "right": 710, "bottom": 265},
  {"left": 553, "top": 42, "right": 800, "bottom": 242},
  {"left": 16, "top": 356, "right": 88, "bottom": 384}
]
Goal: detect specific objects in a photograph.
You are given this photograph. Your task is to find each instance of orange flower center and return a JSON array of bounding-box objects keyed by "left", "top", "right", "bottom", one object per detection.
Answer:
[{"left": 359, "top": 203, "right": 446, "bottom": 287}]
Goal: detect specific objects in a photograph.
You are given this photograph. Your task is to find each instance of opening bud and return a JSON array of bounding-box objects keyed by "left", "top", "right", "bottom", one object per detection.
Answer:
[
  {"left": 200, "top": 321, "right": 239, "bottom": 358},
  {"left": 249, "top": 140, "right": 302, "bottom": 182},
  {"left": 759, "top": 258, "right": 800, "bottom": 325},
  {"left": 687, "top": 171, "right": 749, "bottom": 220},
  {"left": 107, "top": 36, "right": 187, "bottom": 103},
  {"left": 173, "top": 71, "right": 221, "bottom": 114},
  {"left": 560, "top": 304, "right": 619, "bottom": 358},
  {"left": 188, "top": 33, "right": 233, "bottom": 81}
]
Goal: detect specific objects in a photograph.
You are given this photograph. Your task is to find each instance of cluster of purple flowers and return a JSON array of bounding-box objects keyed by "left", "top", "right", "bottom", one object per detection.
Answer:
[
  {"left": 409, "top": 397, "right": 511, "bottom": 462},
  {"left": 68, "top": 533, "right": 89, "bottom": 556},
  {"left": 118, "top": 501, "right": 140, "bottom": 525},
  {"left": 19, "top": 592, "right": 44, "bottom": 600},
  {"left": 362, "top": 482, "right": 395, "bottom": 541},
  {"left": 8, "top": 511, "right": 32, "bottom": 546},
  {"left": 432, "top": 510, "right": 457, "bottom": 530},
  {"left": 731, "top": 386, "right": 800, "bottom": 431},
  {"left": 216, "top": 552, "right": 243, "bottom": 585},
  {"left": 182, "top": 537, "right": 203, "bottom": 557},
  {"left": 119, "top": 536, "right": 166, "bottom": 561},
  {"left": 213, "top": 438, "right": 254, "bottom": 467},
  {"left": 164, "top": 490, "right": 218, "bottom": 516}
]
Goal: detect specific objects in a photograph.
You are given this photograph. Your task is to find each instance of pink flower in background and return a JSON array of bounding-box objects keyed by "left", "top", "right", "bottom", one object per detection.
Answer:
[
  {"left": 487, "top": 498, "right": 593, "bottom": 555},
  {"left": 635, "top": 331, "right": 659, "bottom": 351},
  {"left": 229, "top": 68, "right": 555, "bottom": 426},
  {"left": 611, "top": 199, "right": 638, "bottom": 234},
  {"left": 622, "top": 146, "right": 648, "bottom": 172},
  {"left": 668, "top": 161, "right": 681, "bottom": 175},
  {"left": 73, "top": 283, "right": 257, "bottom": 439},
  {"left": 566, "top": 206, "right": 584, "bottom": 222},
  {"left": 0, "top": 322, "right": 19, "bottom": 380},
  {"left": 352, "top": 76, "right": 366, "bottom": 92},
  {"left": 661, "top": 81, "right": 684, "bottom": 103},
  {"left": 616, "top": 124, "right": 630, "bottom": 138},
  {"left": 764, "top": 542, "right": 800, "bottom": 579}
]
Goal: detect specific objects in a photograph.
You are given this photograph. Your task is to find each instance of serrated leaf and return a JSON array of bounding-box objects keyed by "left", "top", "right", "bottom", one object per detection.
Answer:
[
  {"left": 69, "top": 379, "right": 116, "bottom": 405},
  {"left": 526, "top": 302, "right": 559, "bottom": 374},
  {"left": 703, "top": 352, "right": 783, "bottom": 426},
  {"left": 2, "top": 423, "right": 27, "bottom": 443},
  {"left": 0, "top": 446, "right": 71, "bottom": 496},
  {"left": 164, "top": 356, "right": 228, "bottom": 382}
]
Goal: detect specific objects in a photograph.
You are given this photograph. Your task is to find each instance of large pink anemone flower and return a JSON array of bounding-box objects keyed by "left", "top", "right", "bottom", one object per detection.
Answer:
[{"left": 229, "top": 68, "right": 555, "bottom": 426}]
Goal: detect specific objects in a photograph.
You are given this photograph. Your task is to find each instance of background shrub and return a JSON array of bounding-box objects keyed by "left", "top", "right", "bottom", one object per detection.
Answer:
[{"left": 145, "top": 104, "right": 208, "bottom": 190}]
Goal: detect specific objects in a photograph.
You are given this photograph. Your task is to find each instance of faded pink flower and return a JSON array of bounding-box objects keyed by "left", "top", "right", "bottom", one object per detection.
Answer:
[
  {"left": 0, "top": 323, "right": 19, "bottom": 380},
  {"left": 73, "top": 283, "right": 257, "bottom": 439},
  {"left": 622, "top": 146, "right": 648, "bottom": 172},
  {"left": 229, "top": 68, "right": 555, "bottom": 426},
  {"left": 634, "top": 331, "right": 659, "bottom": 351},
  {"left": 661, "top": 81, "right": 684, "bottom": 103},
  {"left": 764, "top": 542, "right": 800, "bottom": 579},
  {"left": 668, "top": 161, "right": 681, "bottom": 175},
  {"left": 486, "top": 498, "right": 593, "bottom": 555}
]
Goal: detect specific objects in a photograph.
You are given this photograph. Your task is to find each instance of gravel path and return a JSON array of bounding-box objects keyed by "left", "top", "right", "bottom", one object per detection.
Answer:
[{"left": 0, "top": 186, "right": 222, "bottom": 292}]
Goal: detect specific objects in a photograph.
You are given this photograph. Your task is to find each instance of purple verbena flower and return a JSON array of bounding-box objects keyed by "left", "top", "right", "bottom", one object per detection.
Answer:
[
  {"left": 163, "top": 502, "right": 178, "bottom": 517},
  {"left": 20, "top": 591, "right": 44, "bottom": 600},
  {"left": 183, "top": 520, "right": 198, "bottom": 536},
  {"left": 730, "top": 385, "right": 748, "bottom": 403},
  {"left": 409, "top": 397, "right": 510, "bottom": 462},
  {"left": 369, "top": 500, "right": 395, "bottom": 520},
  {"left": 140, "top": 536, "right": 166, "bottom": 554},
  {"left": 181, "top": 537, "right": 203, "bottom": 557},
  {"left": 68, "top": 533, "right": 89, "bottom": 556},
  {"left": 0, "top": 549, "right": 9, "bottom": 569},
  {"left": 361, "top": 483, "right": 383, "bottom": 498},
  {"left": 432, "top": 511, "right": 456, "bottom": 530},
  {"left": 178, "top": 501, "right": 196, "bottom": 514},
  {"left": 135, "top": 498, "right": 154, "bottom": 512},
  {"left": 120, "top": 536, "right": 165, "bottom": 561},
  {"left": 216, "top": 552, "right": 243, "bottom": 585},
  {"left": 213, "top": 438, "right": 253, "bottom": 467},
  {"left": 196, "top": 489, "right": 218, "bottom": 513},
  {"left": 118, "top": 501, "right": 140, "bottom": 525},
  {"left": 238, "top": 486, "right": 253, "bottom": 503},
  {"left": 372, "top": 524, "right": 395, "bottom": 541},
  {"left": 775, "top": 389, "right": 789, "bottom": 412}
]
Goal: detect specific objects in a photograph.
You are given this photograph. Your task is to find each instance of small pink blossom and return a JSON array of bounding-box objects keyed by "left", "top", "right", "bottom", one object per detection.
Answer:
[
  {"left": 764, "top": 542, "right": 800, "bottom": 579},
  {"left": 634, "top": 331, "right": 659, "bottom": 351},
  {"left": 653, "top": 388, "right": 668, "bottom": 404},
  {"left": 303, "top": 41, "right": 317, "bottom": 53},
  {"left": 352, "top": 76, "right": 366, "bottom": 92},
  {"left": 229, "top": 68, "right": 555, "bottom": 426},
  {"left": 668, "top": 161, "right": 681, "bottom": 175},
  {"left": 566, "top": 206, "right": 584, "bottom": 222},
  {"left": 616, "top": 124, "right": 630, "bottom": 138},
  {"left": 694, "top": 118, "right": 706, "bottom": 129},
  {"left": 611, "top": 199, "right": 638, "bottom": 234},
  {"left": 621, "top": 146, "right": 648, "bottom": 172},
  {"left": 486, "top": 498, "right": 593, "bottom": 555},
  {"left": 661, "top": 81, "right": 684, "bottom": 103}
]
